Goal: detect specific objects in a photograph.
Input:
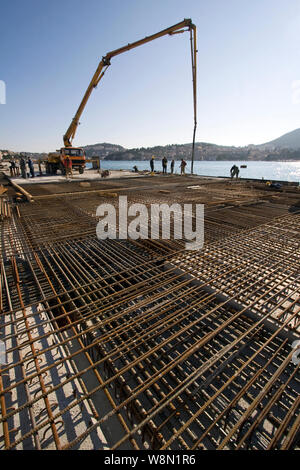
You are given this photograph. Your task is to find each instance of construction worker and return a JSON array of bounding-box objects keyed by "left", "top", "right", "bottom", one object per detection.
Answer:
[
  {"left": 180, "top": 159, "right": 187, "bottom": 175},
  {"left": 27, "top": 158, "right": 35, "bottom": 178},
  {"left": 230, "top": 165, "right": 239, "bottom": 179},
  {"left": 9, "top": 160, "right": 16, "bottom": 177},
  {"left": 15, "top": 160, "right": 20, "bottom": 176},
  {"left": 162, "top": 157, "right": 168, "bottom": 174},
  {"left": 150, "top": 156, "right": 155, "bottom": 173},
  {"left": 38, "top": 158, "right": 43, "bottom": 176},
  {"left": 20, "top": 157, "right": 27, "bottom": 179},
  {"left": 64, "top": 156, "right": 72, "bottom": 178},
  {"left": 170, "top": 159, "right": 175, "bottom": 174}
]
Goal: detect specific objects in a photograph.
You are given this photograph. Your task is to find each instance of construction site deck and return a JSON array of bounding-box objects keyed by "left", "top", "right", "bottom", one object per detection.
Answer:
[{"left": 0, "top": 172, "right": 299, "bottom": 451}]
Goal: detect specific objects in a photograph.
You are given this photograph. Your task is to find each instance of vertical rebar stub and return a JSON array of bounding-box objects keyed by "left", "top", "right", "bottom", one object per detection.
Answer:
[{"left": 0, "top": 340, "right": 6, "bottom": 365}]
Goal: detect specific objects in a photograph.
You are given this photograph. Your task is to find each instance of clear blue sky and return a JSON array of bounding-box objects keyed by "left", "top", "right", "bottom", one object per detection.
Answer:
[{"left": 1, "top": 0, "right": 300, "bottom": 152}]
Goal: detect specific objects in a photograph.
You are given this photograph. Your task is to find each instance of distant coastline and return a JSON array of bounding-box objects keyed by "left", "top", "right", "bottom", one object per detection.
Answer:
[
  {"left": 100, "top": 157, "right": 300, "bottom": 162},
  {"left": 3, "top": 127, "right": 300, "bottom": 162}
]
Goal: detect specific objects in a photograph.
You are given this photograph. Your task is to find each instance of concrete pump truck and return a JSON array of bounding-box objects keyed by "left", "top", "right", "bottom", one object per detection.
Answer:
[{"left": 46, "top": 19, "right": 197, "bottom": 175}]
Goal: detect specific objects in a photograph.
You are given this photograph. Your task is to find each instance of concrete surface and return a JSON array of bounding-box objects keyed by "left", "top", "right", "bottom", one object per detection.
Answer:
[{"left": 9, "top": 168, "right": 144, "bottom": 185}]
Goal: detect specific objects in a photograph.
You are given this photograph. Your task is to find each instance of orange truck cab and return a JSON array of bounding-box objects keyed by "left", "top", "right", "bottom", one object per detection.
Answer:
[{"left": 60, "top": 147, "right": 86, "bottom": 174}]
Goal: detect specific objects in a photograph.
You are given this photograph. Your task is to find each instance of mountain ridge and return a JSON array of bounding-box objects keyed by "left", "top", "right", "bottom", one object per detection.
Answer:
[
  {"left": 256, "top": 128, "right": 300, "bottom": 150},
  {"left": 82, "top": 127, "right": 300, "bottom": 161},
  {"left": 2, "top": 128, "right": 300, "bottom": 161},
  {"left": 81, "top": 128, "right": 300, "bottom": 161}
]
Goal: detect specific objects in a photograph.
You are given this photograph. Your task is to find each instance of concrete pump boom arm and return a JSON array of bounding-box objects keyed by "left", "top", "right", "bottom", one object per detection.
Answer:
[{"left": 63, "top": 18, "right": 197, "bottom": 161}]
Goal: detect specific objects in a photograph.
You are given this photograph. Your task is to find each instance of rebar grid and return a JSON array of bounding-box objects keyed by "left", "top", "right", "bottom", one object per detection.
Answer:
[{"left": 0, "top": 185, "right": 299, "bottom": 450}]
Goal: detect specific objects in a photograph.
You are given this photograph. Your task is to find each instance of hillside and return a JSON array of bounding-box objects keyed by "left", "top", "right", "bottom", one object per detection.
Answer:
[
  {"left": 82, "top": 129, "right": 300, "bottom": 161},
  {"left": 82, "top": 142, "right": 125, "bottom": 158},
  {"left": 3, "top": 128, "right": 300, "bottom": 161},
  {"left": 103, "top": 142, "right": 248, "bottom": 162},
  {"left": 258, "top": 128, "right": 300, "bottom": 150}
]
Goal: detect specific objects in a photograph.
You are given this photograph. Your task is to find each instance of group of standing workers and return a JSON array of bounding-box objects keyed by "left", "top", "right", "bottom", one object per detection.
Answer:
[
  {"left": 150, "top": 156, "right": 187, "bottom": 175},
  {"left": 9, "top": 157, "right": 35, "bottom": 179},
  {"left": 9, "top": 156, "right": 73, "bottom": 179}
]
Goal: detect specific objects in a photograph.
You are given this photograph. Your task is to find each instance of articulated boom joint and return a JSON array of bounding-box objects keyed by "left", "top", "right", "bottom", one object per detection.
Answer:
[{"left": 102, "top": 56, "right": 111, "bottom": 66}]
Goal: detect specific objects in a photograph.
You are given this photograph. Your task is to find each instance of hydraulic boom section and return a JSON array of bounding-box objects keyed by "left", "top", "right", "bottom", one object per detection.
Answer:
[{"left": 62, "top": 19, "right": 197, "bottom": 172}]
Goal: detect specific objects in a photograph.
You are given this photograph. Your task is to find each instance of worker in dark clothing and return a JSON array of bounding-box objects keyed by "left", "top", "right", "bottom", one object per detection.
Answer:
[
  {"left": 162, "top": 157, "right": 168, "bottom": 174},
  {"left": 150, "top": 156, "right": 155, "bottom": 172},
  {"left": 9, "top": 160, "right": 16, "bottom": 177},
  {"left": 20, "top": 157, "right": 27, "bottom": 179},
  {"left": 28, "top": 158, "right": 35, "bottom": 178},
  {"left": 170, "top": 159, "right": 175, "bottom": 174},
  {"left": 230, "top": 165, "right": 239, "bottom": 179}
]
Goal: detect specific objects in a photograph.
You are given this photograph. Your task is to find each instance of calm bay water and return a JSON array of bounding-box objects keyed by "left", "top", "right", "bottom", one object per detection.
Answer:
[{"left": 89, "top": 160, "right": 300, "bottom": 183}]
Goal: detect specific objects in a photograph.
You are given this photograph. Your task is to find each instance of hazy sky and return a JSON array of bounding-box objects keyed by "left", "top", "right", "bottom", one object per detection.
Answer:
[{"left": 1, "top": 0, "right": 300, "bottom": 152}]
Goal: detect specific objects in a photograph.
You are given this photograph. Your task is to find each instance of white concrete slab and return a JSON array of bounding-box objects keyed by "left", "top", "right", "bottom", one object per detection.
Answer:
[{"left": 10, "top": 169, "right": 146, "bottom": 185}]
